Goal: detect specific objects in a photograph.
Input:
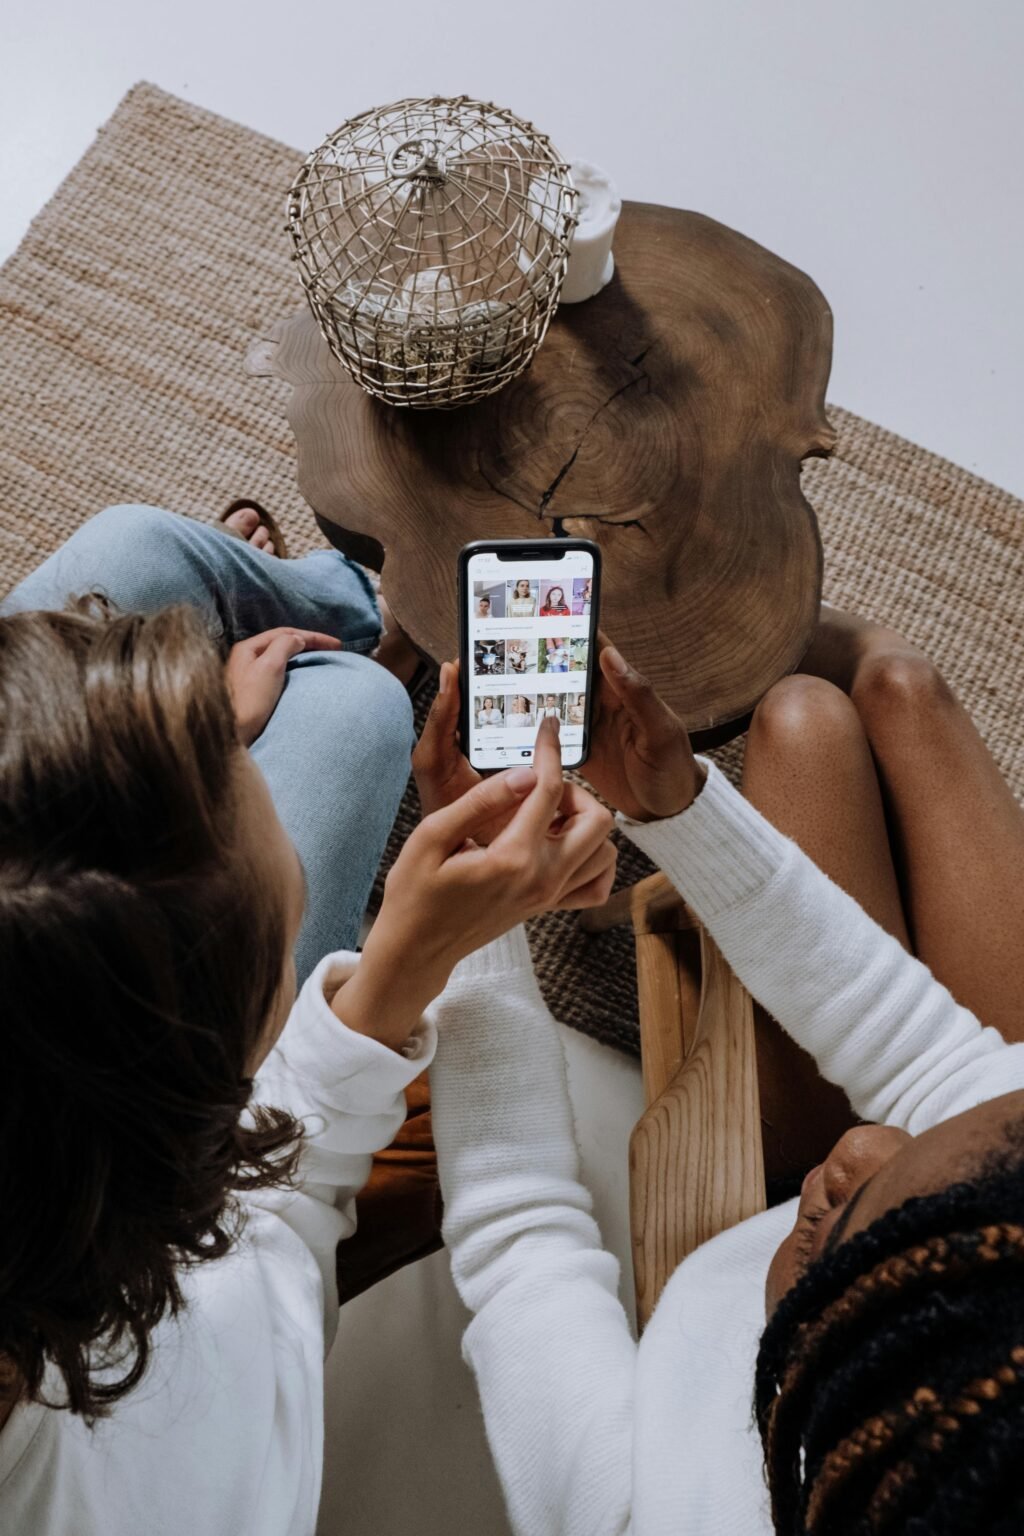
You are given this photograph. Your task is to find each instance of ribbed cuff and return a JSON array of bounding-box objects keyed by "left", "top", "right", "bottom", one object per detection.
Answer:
[
  {"left": 289, "top": 950, "right": 436, "bottom": 1083},
  {"left": 619, "top": 759, "right": 795, "bottom": 920},
  {"left": 450, "top": 926, "right": 534, "bottom": 984}
]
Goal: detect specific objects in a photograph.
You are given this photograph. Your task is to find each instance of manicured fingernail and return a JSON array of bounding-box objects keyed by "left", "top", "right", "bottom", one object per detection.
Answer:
[
  {"left": 438, "top": 663, "right": 450, "bottom": 694},
  {"left": 605, "top": 645, "right": 628, "bottom": 675},
  {"left": 505, "top": 767, "right": 536, "bottom": 795}
]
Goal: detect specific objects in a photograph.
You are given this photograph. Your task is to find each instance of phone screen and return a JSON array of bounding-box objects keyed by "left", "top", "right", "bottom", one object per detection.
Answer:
[{"left": 465, "top": 544, "right": 597, "bottom": 770}]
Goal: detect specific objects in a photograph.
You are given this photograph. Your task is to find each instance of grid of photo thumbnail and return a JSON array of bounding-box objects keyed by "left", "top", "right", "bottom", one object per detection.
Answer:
[
  {"left": 471, "top": 573, "right": 592, "bottom": 742},
  {"left": 473, "top": 635, "right": 589, "bottom": 677},
  {"left": 472, "top": 691, "right": 589, "bottom": 729},
  {"left": 472, "top": 575, "right": 593, "bottom": 620}
]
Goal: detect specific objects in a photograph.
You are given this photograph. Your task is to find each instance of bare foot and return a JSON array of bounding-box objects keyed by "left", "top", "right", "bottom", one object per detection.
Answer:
[
  {"left": 224, "top": 504, "right": 278, "bottom": 556},
  {"left": 376, "top": 595, "right": 424, "bottom": 688},
  {"left": 221, "top": 514, "right": 424, "bottom": 688}
]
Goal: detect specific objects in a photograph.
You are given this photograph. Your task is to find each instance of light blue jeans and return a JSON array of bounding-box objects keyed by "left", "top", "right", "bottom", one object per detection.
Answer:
[{"left": 2, "top": 504, "right": 415, "bottom": 982}]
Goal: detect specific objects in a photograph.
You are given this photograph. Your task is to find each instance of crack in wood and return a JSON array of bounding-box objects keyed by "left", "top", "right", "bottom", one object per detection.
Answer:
[
  {"left": 475, "top": 341, "right": 660, "bottom": 530},
  {"left": 477, "top": 466, "right": 541, "bottom": 520},
  {"left": 538, "top": 363, "right": 652, "bottom": 518},
  {"left": 537, "top": 441, "right": 583, "bottom": 517},
  {"left": 560, "top": 512, "right": 654, "bottom": 538}
]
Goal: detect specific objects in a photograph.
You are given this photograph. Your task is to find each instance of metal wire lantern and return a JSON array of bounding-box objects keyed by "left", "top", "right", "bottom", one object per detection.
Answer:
[{"left": 286, "top": 96, "right": 578, "bottom": 408}]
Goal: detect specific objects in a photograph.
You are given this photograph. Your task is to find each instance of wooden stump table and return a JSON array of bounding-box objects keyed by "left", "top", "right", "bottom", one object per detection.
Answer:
[{"left": 248, "top": 202, "right": 835, "bottom": 734}]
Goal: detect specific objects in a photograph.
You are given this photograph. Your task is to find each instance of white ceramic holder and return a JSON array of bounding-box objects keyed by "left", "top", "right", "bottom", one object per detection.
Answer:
[{"left": 560, "top": 159, "right": 621, "bottom": 304}]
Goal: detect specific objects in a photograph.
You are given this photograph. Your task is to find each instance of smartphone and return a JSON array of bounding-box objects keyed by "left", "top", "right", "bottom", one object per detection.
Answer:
[{"left": 458, "top": 537, "right": 601, "bottom": 771}]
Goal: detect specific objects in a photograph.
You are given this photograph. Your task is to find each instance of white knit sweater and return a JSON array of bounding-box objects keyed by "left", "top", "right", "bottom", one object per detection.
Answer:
[
  {"left": 0, "top": 956, "right": 436, "bottom": 1536},
  {"left": 429, "top": 760, "right": 1024, "bottom": 1536}
]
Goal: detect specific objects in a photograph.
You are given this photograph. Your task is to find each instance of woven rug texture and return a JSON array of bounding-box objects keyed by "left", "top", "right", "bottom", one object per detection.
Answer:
[{"left": 1, "top": 83, "right": 1022, "bottom": 1056}]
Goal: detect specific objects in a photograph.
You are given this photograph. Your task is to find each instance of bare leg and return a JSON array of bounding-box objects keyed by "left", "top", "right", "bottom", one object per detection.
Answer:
[
  {"left": 801, "top": 609, "right": 1024, "bottom": 1040},
  {"left": 375, "top": 594, "right": 424, "bottom": 688},
  {"left": 741, "top": 675, "right": 910, "bottom": 1182}
]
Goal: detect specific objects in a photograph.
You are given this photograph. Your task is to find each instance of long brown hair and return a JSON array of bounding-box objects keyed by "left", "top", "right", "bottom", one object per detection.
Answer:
[{"left": 0, "top": 600, "right": 301, "bottom": 1421}]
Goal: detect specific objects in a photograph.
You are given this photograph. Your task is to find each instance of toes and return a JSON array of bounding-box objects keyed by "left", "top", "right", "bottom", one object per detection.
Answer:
[
  {"left": 251, "top": 525, "right": 271, "bottom": 551},
  {"left": 225, "top": 506, "right": 260, "bottom": 537}
]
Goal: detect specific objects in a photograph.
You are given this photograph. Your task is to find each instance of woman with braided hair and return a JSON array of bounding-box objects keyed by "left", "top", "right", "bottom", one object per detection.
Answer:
[
  {"left": 756, "top": 1160, "right": 1024, "bottom": 1534},
  {"left": 412, "top": 607, "right": 1024, "bottom": 1535}
]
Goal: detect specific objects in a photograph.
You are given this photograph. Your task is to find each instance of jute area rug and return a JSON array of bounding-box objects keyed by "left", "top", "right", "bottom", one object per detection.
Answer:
[{"left": 2, "top": 83, "right": 1022, "bottom": 1056}]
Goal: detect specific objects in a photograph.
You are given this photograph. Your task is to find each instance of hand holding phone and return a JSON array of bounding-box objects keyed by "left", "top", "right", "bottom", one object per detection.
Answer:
[
  {"left": 415, "top": 658, "right": 551, "bottom": 843},
  {"left": 582, "top": 640, "right": 704, "bottom": 822},
  {"left": 459, "top": 539, "right": 601, "bottom": 770},
  {"left": 414, "top": 661, "right": 502, "bottom": 831},
  {"left": 337, "top": 715, "right": 616, "bottom": 1037}
]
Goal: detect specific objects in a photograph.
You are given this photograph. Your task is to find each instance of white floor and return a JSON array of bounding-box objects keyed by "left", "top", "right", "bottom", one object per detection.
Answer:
[{"left": 2, "top": 5, "right": 1023, "bottom": 1533}]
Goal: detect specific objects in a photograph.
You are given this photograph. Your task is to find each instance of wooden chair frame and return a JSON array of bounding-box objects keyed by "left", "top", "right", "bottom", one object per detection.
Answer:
[{"left": 583, "top": 873, "right": 766, "bottom": 1330}]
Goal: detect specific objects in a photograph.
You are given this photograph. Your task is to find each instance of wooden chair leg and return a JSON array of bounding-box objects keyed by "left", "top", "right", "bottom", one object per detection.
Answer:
[{"left": 630, "top": 924, "right": 765, "bottom": 1332}]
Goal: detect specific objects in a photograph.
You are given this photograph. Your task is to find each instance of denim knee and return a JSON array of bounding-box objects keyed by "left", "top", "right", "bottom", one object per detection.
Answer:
[
  {"left": 286, "top": 651, "right": 414, "bottom": 776},
  {"left": 89, "top": 503, "right": 178, "bottom": 535},
  {"left": 1, "top": 504, "right": 201, "bottom": 619},
  {"left": 78, "top": 504, "right": 189, "bottom": 556},
  {"left": 65, "top": 505, "right": 200, "bottom": 610}
]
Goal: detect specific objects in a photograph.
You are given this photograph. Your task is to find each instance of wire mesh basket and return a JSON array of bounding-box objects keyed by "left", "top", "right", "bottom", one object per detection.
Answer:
[{"left": 286, "top": 96, "right": 578, "bottom": 408}]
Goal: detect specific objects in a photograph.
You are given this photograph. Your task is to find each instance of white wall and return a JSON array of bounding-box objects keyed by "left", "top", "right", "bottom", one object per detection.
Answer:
[{"left": 2, "top": 0, "right": 1023, "bottom": 496}]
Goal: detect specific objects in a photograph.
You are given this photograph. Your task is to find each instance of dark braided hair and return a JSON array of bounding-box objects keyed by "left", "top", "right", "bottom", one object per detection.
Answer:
[{"left": 754, "top": 1157, "right": 1024, "bottom": 1534}]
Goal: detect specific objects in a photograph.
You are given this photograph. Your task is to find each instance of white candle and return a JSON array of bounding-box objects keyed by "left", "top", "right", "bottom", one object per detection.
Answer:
[{"left": 560, "top": 160, "right": 621, "bottom": 304}]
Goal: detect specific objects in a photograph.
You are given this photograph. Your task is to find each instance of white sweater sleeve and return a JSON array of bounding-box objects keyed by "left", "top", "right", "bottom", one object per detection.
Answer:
[
  {"left": 624, "top": 761, "right": 1024, "bottom": 1133},
  {"left": 248, "top": 950, "right": 436, "bottom": 1346},
  {"left": 429, "top": 930, "right": 635, "bottom": 1536}
]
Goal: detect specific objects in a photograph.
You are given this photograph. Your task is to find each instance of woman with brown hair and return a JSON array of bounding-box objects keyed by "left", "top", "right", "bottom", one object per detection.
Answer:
[
  {"left": 567, "top": 690, "right": 586, "bottom": 725},
  {"left": 507, "top": 578, "right": 537, "bottom": 619},
  {"left": 0, "top": 505, "right": 618, "bottom": 1533},
  {"left": 508, "top": 693, "right": 536, "bottom": 726},
  {"left": 539, "top": 584, "right": 570, "bottom": 617}
]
